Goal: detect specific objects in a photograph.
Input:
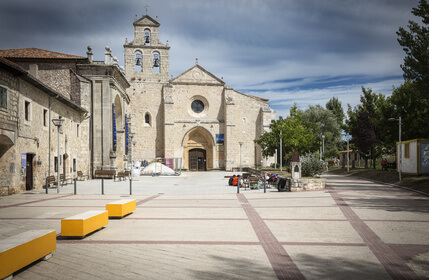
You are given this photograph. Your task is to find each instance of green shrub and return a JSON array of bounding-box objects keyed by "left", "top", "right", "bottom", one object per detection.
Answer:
[{"left": 301, "top": 153, "right": 323, "bottom": 177}]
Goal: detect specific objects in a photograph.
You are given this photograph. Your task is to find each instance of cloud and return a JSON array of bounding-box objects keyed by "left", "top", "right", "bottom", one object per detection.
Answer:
[{"left": 0, "top": 0, "right": 418, "bottom": 121}]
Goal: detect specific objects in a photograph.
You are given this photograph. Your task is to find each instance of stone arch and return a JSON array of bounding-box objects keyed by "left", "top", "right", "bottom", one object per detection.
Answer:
[
  {"left": 0, "top": 132, "right": 14, "bottom": 158},
  {"left": 182, "top": 127, "right": 214, "bottom": 170},
  {"left": 152, "top": 51, "right": 160, "bottom": 73}
]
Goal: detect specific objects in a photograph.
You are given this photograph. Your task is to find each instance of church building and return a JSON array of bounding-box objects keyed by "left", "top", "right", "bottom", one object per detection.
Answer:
[{"left": 125, "top": 15, "right": 275, "bottom": 171}]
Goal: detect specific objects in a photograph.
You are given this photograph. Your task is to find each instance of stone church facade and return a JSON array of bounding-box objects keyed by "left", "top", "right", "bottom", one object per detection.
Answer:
[
  {"left": 0, "top": 14, "right": 275, "bottom": 193},
  {"left": 125, "top": 15, "right": 275, "bottom": 171}
]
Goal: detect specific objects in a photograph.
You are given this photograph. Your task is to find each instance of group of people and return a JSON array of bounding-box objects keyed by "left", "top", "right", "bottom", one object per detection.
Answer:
[
  {"left": 228, "top": 173, "right": 278, "bottom": 189},
  {"left": 228, "top": 174, "right": 244, "bottom": 187}
]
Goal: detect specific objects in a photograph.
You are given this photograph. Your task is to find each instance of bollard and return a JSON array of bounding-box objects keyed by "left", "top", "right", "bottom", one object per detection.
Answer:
[
  {"left": 74, "top": 178, "right": 77, "bottom": 195},
  {"left": 45, "top": 178, "right": 48, "bottom": 194},
  {"left": 102, "top": 179, "right": 104, "bottom": 195},
  {"left": 130, "top": 178, "right": 132, "bottom": 195},
  {"left": 264, "top": 181, "right": 266, "bottom": 193},
  {"left": 237, "top": 181, "right": 240, "bottom": 194}
]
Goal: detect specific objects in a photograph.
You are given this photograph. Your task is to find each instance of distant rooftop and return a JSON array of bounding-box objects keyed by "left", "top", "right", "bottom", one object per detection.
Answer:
[{"left": 0, "top": 48, "right": 86, "bottom": 60}]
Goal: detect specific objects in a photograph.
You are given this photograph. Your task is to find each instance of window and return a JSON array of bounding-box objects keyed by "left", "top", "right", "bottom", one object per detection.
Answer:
[
  {"left": 54, "top": 157, "right": 58, "bottom": 172},
  {"left": 73, "top": 158, "right": 76, "bottom": 172},
  {"left": 144, "top": 29, "right": 151, "bottom": 45},
  {"left": 145, "top": 113, "right": 150, "bottom": 125},
  {"left": 134, "top": 51, "right": 143, "bottom": 72},
  {"left": 404, "top": 143, "right": 410, "bottom": 158},
  {"left": 0, "top": 87, "right": 6, "bottom": 109},
  {"left": 25, "top": 101, "right": 30, "bottom": 121},
  {"left": 152, "top": 52, "right": 160, "bottom": 73},
  {"left": 43, "top": 109, "right": 48, "bottom": 127},
  {"left": 191, "top": 100, "right": 204, "bottom": 113},
  {"left": 77, "top": 124, "right": 79, "bottom": 137}
]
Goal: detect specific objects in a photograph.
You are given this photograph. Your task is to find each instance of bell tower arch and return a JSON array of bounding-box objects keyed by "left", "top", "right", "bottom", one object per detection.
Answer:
[{"left": 124, "top": 15, "right": 170, "bottom": 82}]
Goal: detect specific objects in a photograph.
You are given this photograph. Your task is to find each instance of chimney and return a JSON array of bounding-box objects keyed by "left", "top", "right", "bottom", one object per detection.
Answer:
[{"left": 29, "top": 64, "right": 38, "bottom": 79}]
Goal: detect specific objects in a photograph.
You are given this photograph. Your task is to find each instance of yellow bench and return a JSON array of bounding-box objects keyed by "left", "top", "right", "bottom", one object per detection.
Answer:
[
  {"left": 0, "top": 230, "right": 56, "bottom": 279},
  {"left": 106, "top": 199, "right": 136, "bottom": 218},
  {"left": 61, "top": 210, "right": 108, "bottom": 237}
]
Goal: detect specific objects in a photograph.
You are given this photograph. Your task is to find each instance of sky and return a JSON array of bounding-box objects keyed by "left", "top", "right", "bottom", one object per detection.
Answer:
[{"left": 0, "top": 0, "right": 420, "bottom": 118}]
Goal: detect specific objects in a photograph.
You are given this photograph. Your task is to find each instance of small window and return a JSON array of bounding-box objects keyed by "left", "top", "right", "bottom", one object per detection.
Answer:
[
  {"left": 54, "top": 157, "right": 58, "bottom": 172},
  {"left": 134, "top": 51, "right": 143, "bottom": 72},
  {"left": 25, "top": 101, "right": 30, "bottom": 121},
  {"left": 0, "top": 87, "right": 7, "bottom": 109},
  {"left": 152, "top": 52, "right": 160, "bottom": 73},
  {"left": 404, "top": 143, "right": 410, "bottom": 158},
  {"left": 73, "top": 158, "right": 76, "bottom": 172},
  {"left": 43, "top": 109, "right": 48, "bottom": 127},
  {"left": 77, "top": 124, "right": 79, "bottom": 137},
  {"left": 191, "top": 100, "right": 204, "bottom": 114},
  {"left": 144, "top": 29, "right": 151, "bottom": 45}
]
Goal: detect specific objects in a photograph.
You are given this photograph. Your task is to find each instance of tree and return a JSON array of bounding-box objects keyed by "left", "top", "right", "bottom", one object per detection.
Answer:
[
  {"left": 379, "top": 80, "right": 429, "bottom": 145},
  {"left": 255, "top": 105, "right": 318, "bottom": 164},
  {"left": 302, "top": 104, "right": 342, "bottom": 160},
  {"left": 346, "top": 87, "right": 387, "bottom": 168},
  {"left": 396, "top": 0, "right": 429, "bottom": 92},
  {"left": 326, "top": 97, "right": 345, "bottom": 129}
]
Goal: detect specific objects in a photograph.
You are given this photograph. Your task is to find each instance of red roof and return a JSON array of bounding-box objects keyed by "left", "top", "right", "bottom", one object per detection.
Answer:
[{"left": 0, "top": 48, "right": 86, "bottom": 60}]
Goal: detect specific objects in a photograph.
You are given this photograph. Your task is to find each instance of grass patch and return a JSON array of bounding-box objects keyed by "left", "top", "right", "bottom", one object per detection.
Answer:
[{"left": 327, "top": 168, "right": 429, "bottom": 195}]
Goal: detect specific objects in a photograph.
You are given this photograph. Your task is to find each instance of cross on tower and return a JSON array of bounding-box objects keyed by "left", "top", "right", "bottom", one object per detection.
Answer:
[{"left": 144, "top": 4, "right": 149, "bottom": 15}]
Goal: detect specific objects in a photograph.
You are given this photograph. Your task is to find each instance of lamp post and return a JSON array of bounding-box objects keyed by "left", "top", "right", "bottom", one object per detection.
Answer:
[
  {"left": 388, "top": 117, "right": 402, "bottom": 181},
  {"left": 342, "top": 133, "right": 350, "bottom": 173},
  {"left": 280, "top": 130, "right": 283, "bottom": 172},
  {"left": 322, "top": 135, "right": 325, "bottom": 160},
  {"left": 239, "top": 142, "right": 243, "bottom": 172},
  {"left": 52, "top": 118, "right": 64, "bottom": 192},
  {"left": 129, "top": 132, "right": 135, "bottom": 195}
]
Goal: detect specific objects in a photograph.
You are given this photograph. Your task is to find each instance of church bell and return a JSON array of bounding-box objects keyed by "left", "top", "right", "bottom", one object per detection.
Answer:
[
  {"left": 144, "top": 35, "right": 150, "bottom": 44},
  {"left": 135, "top": 57, "right": 142, "bottom": 66},
  {"left": 153, "top": 56, "right": 160, "bottom": 67}
]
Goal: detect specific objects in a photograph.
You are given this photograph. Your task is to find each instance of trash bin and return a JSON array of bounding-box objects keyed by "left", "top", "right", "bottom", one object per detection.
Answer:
[{"left": 277, "top": 177, "right": 291, "bottom": 192}]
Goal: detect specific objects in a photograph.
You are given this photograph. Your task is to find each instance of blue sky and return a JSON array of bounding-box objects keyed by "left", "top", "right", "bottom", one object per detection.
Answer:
[{"left": 0, "top": 0, "right": 419, "bottom": 118}]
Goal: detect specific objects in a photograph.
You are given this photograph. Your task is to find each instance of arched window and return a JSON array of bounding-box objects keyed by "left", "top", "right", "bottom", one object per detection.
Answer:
[
  {"left": 144, "top": 112, "right": 151, "bottom": 127},
  {"left": 144, "top": 29, "right": 151, "bottom": 46},
  {"left": 134, "top": 51, "right": 142, "bottom": 72},
  {"left": 152, "top": 52, "right": 160, "bottom": 73}
]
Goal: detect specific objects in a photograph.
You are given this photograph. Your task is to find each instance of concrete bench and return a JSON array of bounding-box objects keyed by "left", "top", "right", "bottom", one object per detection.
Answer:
[
  {"left": 106, "top": 199, "right": 136, "bottom": 218},
  {"left": 61, "top": 210, "right": 108, "bottom": 237},
  {"left": 0, "top": 230, "right": 56, "bottom": 279}
]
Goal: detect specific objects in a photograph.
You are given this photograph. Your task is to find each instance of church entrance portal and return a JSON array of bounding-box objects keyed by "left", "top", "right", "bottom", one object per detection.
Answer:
[{"left": 189, "top": 149, "right": 206, "bottom": 171}]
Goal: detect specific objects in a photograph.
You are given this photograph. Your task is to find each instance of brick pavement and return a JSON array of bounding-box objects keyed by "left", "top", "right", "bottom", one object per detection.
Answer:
[{"left": 0, "top": 173, "right": 428, "bottom": 279}]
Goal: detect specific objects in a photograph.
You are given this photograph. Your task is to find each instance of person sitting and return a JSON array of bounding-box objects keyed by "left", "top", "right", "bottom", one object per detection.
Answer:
[
  {"left": 229, "top": 175, "right": 236, "bottom": 186},
  {"left": 238, "top": 175, "right": 248, "bottom": 189},
  {"left": 232, "top": 175, "right": 239, "bottom": 186}
]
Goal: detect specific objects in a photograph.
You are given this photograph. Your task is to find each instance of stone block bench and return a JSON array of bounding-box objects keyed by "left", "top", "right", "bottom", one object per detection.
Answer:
[
  {"left": 106, "top": 199, "right": 136, "bottom": 218},
  {"left": 0, "top": 230, "right": 56, "bottom": 279},
  {"left": 61, "top": 210, "right": 108, "bottom": 238}
]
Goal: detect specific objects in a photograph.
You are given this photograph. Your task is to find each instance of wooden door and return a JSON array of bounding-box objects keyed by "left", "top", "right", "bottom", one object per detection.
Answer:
[{"left": 189, "top": 149, "right": 206, "bottom": 171}]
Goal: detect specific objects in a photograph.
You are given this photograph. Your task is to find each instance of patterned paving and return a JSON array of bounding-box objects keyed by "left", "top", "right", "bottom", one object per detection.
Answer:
[{"left": 0, "top": 174, "right": 428, "bottom": 279}]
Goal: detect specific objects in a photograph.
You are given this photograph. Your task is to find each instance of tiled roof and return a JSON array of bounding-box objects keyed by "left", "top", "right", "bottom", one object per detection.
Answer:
[
  {"left": 247, "top": 94, "right": 269, "bottom": 102},
  {"left": 0, "top": 48, "right": 86, "bottom": 60},
  {"left": 0, "top": 57, "right": 27, "bottom": 72}
]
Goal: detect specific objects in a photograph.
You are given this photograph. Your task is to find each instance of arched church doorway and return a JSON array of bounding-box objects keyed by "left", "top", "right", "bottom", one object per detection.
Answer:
[
  {"left": 189, "top": 148, "right": 206, "bottom": 171},
  {"left": 182, "top": 127, "right": 214, "bottom": 171}
]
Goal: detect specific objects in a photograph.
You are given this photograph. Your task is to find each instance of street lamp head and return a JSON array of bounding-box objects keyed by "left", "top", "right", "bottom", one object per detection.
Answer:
[
  {"left": 388, "top": 118, "right": 397, "bottom": 122},
  {"left": 52, "top": 118, "right": 64, "bottom": 127},
  {"left": 322, "top": 135, "right": 325, "bottom": 139}
]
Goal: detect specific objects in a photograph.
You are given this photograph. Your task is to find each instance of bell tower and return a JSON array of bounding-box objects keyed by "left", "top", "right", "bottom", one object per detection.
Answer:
[{"left": 124, "top": 15, "right": 170, "bottom": 82}]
